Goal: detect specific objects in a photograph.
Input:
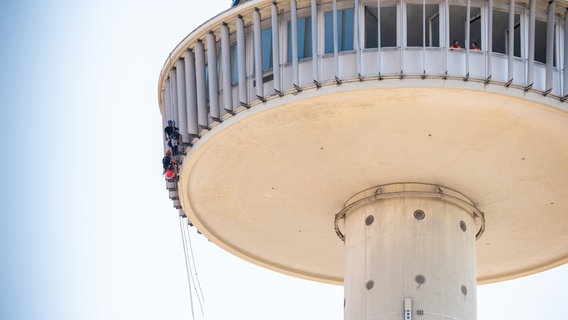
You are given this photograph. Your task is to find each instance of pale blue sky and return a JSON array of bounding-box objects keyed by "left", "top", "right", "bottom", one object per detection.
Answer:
[{"left": 1, "top": 1, "right": 567, "bottom": 319}]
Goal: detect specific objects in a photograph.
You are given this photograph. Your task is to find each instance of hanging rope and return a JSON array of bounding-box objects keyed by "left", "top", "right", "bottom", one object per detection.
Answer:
[
  {"left": 182, "top": 218, "right": 205, "bottom": 316},
  {"left": 178, "top": 215, "right": 196, "bottom": 320},
  {"left": 184, "top": 217, "right": 205, "bottom": 303}
]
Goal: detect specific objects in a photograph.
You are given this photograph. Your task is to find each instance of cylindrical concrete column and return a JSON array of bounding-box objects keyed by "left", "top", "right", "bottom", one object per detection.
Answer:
[
  {"left": 253, "top": 9, "right": 264, "bottom": 99},
  {"left": 175, "top": 59, "right": 189, "bottom": 144},
  {"left": 207, "top": 32, "right": 220, "bottom": 120},
  {"left": 338, "top": 183, "right": 483, "bottom": 320},
  {"left": 194, "top": 40, "right": 209, "bottom": 129}
]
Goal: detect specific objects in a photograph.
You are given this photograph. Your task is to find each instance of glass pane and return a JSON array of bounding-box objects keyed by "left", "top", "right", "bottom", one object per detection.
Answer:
[
  {"left": 492, "top": 10, "right": 520, "bottom": 57},
  {"left": 365, "top": 7, "right": 378, "bottom": 49},
  {"left": 492, "top": 10, "right": 507, "bottom": 54},
  {"left": 325, "top": 11, "right": 334, "bottom": 53},
  {"left": 535, "top": 20, "right": 547, "bottom": 63},
  {"left": 470, "top": 7, "right": 481, "bottom": 50},
  {"left": 287, "top": 17, "right": 313, "bottom": 61},
  {"left": 449, "top": 6, "right": 480, "bottom": 49},
  {"left": 261, "top": 28, "right": 272, "bottom": 72},
  {"left": 425, "top": 4, "right": 439, "bottom": 47},
  {"left": 325, "top": 8, "right": 354, "bottom": 53},
  {"left": 230, "top": 44, "right": 238, "bottom": 85},
  {"left": 513, "top": 22, "right": 521, "bottom": 57},
  {"left": 407, "top": 4, "right": 423, "bottom": 46},
  {"left": 407, "top": 4, "right": 439, "bottom": 47},
  {"left": 381, "top": 6, "right": 397, "bottom": 47},
  {"left": 339, "top": 8, "right": 354, "bottom": 51},
  {"left": 449, "top": 5, "right": 466, "bottom": 48},
  {"left": 365, "top": 6, "right": 398, "bottom": 49},
  {"left": 299, "top": 17, "right": 312, "bottom": 59}
]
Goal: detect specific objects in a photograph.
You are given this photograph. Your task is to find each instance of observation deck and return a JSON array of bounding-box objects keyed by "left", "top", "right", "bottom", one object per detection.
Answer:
[{"left": 158, "top": 0, "right": 568, "bottom": 286}]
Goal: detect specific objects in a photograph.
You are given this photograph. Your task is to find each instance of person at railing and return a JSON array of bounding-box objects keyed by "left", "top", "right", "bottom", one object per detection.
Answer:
[
  {"left": 471, "top": 42, "right": 480, "bottom": 51},
  {"left": 164, "top": 120, "right": 182, "bottom": 156},
  {"left": 450, "top": 40, "right": 461, "bottom": 49}
]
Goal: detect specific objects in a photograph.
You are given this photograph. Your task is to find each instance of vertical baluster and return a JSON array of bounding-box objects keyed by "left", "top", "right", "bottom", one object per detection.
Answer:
[
  {"left": 333, "top": 0, "right": 340, "bottom": 82},
  {"left": 487, "top": 0, "right": 493, "bottom": 81},
  {"left": 527, "top": 0, "right": 535, "bottom": 89},
  {"left": 291, "top": 0, "right": 300, "bottom": 89},
  {"left": 207, "top": 32, "right": 220, "bottom": 120},
  {"left": 272, "top": 3, "right": 282, "bottom": 94},
  {"left": 221, "top": 24, "right": 233, "bottom": 114},
  {"left": 236, "top": 16, "right": 247, "bottom": 107},
  {"left": 507, "top": 0, "right": 515, "bottom": 85},
  {"left": 170, "top": 69, "right": 178, "bottom": 125},
  {"left": 175, "top": 59, "right": 189, "bottom": 144},
  {"left": 184, "top": 50, "right": 199, "bottom": 137},
  {"left": 377, "top": 0, "right": 382, "bottom": 77},
  {"left": 546, "top": 1, "right": 555, "bottom": 93},
  {"left": 253, "top": 9, "right": 264, "bottom": 100},
  {"left": 311, "top": 0, "right": 319, "bottom": 85},
  {"left": 563, "top": 9, "right": 568, "bottom": 97},
  {"left": 195, "top": 40, "right": 209, "bottom": 129}
]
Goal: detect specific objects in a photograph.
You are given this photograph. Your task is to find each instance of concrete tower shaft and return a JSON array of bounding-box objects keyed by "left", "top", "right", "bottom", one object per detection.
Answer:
[{"left": 341, "top": 184, "right": 481, "bottom": 320}]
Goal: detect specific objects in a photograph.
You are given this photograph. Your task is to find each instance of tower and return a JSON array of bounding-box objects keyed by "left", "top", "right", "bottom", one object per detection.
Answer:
[{"left": 158, "top": 1, "right": 568, "bottom": 319}]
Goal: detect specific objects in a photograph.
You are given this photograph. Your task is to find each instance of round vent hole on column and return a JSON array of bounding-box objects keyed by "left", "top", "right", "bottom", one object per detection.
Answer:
[{"left": 413, "top": 209, "right": 425, "bottom": 220}]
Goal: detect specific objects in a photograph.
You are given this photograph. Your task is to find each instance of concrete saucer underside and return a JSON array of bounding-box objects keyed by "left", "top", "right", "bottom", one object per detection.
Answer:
[{"left": 178, "top": 82, "right": 568, "bottom": 285}]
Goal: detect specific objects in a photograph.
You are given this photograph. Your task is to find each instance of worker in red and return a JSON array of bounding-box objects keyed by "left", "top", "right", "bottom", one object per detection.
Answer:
[{"left": 162, "top": 149, "right": 177, "bottom": 179}]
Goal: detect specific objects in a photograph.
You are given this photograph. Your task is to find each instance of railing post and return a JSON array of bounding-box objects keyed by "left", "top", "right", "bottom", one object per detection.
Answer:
[
  {"left": 272, "top": 3, "right": 282, "bottom": 94},
  {"left": 377, "top": 0, "right": 382, "bottom": 77},
  {"left": 527, "top": 0, "right": 536, "bottom": 89},
  {"left": 486, "top": 0, "right": 492, "bottom": 81},
  {"left": 563, "top": 9, "right": 568, "bottom": 98},
  {"left": 207, "top": 32, "right": 220, "bottom": 119},
  {"left": 508, "top": 0, "right": 515, "bottom": 85},
  {"left": 355, "top": 0, "right": 362, "bottom": 77},
  {"left": 291, "top": 0, "right": 300, "bottom": 88},
  {"left": 253, "top": 8, "right": 264, "bottom": 100},
  {"left": 194, "top": 40, "right": 209, "bottom": 129},
  {"left": 311, "top": 0, "right": 319, "bottom": 85},
  {"left": 236, "top": 16, "right": 247, "bottom": 106},
  {"left": 333, "top": 0, "right": 340, "bottom": 81},
  {"left": 546, "top": 1, "right": 556, "bottom": 93},
  {"left": 170, "top": 69, "right": 178, "bottom": 125},
  {"left": 444, "top": 0, "right": 449, "bottom": 76},
  {"left": 164, "top": 78, "right": 171, "bottom": 124},
  {"left": 221, "top": 24, "right": 233, "bottom": 114},
  {"left": 184, "top": 50, "right": 199, "bottom": 136},
  {"left": 466, "top": 0, "right": 471, "bottom": 78},
  {"left": 175, "top": 59, "right": 189, "bottom": 143},
  {"left": 401, "top": 0, "right": 406, "bottom": 75}
]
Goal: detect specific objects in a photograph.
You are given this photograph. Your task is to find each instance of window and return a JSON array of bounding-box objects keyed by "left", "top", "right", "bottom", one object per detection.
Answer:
[
  {"left": 261, "top": 28, "right": 272, "bottom": 72},
  {"left": 535, "top": 19, "right": 556, "bottom": 65},
  {"left": 230, "top": 44, "right": 238, "bottom": 85},
  {"left": 287, "top": 16, "right": 312, "bottom": 61},
  {"left": 324, "top": 8, "right": 354, "bottom": 53},
  {"left": 492, "top": 10, "right": 520, "bottom": 57},
  {"left": 470, "top": 10, "right": 482, "bottom": 50},
  {"left": 449, "top": 5, "right": 482, "bottom": 49},
  {"left": 407, "top": 3, "right": 439, "bottom": 47},
  {"left": 365, "top": 6, "right": 397, "bottom": 48}
]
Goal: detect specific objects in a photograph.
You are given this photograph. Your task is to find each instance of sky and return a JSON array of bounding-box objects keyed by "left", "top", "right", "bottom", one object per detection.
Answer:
[{"left": 0, "top": 0, "right": 567, "bottom": 319}]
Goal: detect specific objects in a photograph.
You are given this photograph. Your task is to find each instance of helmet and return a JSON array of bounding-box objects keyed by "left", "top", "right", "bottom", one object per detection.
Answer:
[{"left": 167, "top": 120, "right": 173, "bottom": 124}]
